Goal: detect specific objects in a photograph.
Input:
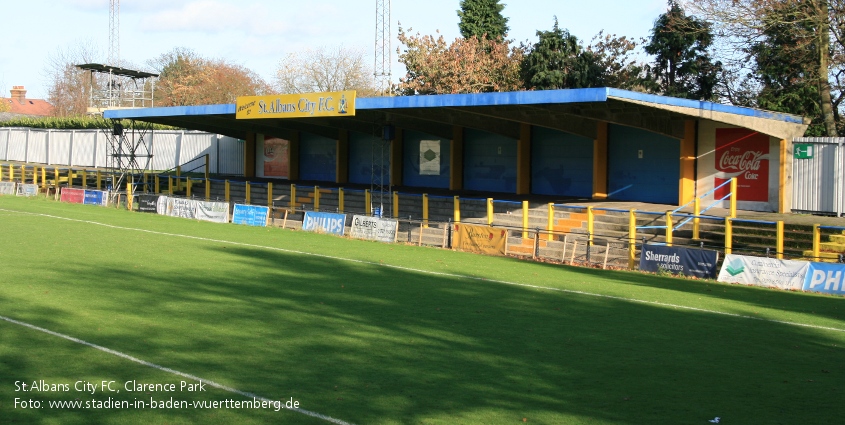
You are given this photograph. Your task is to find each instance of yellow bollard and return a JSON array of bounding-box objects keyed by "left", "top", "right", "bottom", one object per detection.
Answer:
[
  {"left": 41, "top": 167, "right": 47, "bottom": 189},
  {"left": 487, "top": 198, "right": 494, "bottom": 226},
  {"left": 97, "top": 170, "right": 102, "bottom": 190},
  {"left": 338, "top": 188, "right": 345, "bottom": 213},
  {"left": 224, "top": 180, "right": 230, "bottom": 202},
  {"left": 628, "top": 209, "right": 637, "bottom": 270},
  {"left": 168, "top": 176, "right": 173, "bottom": 195},
  {"left": 393, "top": 191, "right": 399, "bottom": 218},
  {"left": 186, "top": 177, "right": 192, "bottom": 198},
  {"left": 423, "top": 193, "right": 429, "bottom": 228},
  {"left": 729, "top": 178, "right": 737, "bottom": 219},
  {"left": 665, "top": 211, "right": 673, "bottom": 247},
  {"left": 587, "top": 206, "right": 594, "bottom": 243},
  {"left": 454, "top": 196, "right": 461, "bottom": 223},
  {"left": 268, "top": 182, "right": 273, "bottom": 208},
  {"left": 812, "top": 224, "right": 820, "bottom": 261},
  {"left": 776, "top": 221, "right": 784, "bottom": 260},
  {"left": 547, "top": 203, "right": 554, "bottom": 241},
  {"left": 245, "top": 181, "right": 251, "bottom": 204},
  {"left": 126, "top": 181, "right": 134, "bottom": 211},
  {"left": 364, "top": 189, "right": 371, "bottom": 215},
  {"left": 725, "top": 218, "right": 733, "bottom": 255},
  {"left": 175, "top": 166, "right": 182, "bottom": 192},
  {"left": 522, "top": 200, "right": 529, "bottom": 239},
  {"left": 314, "top": 186, "right": 320, "bottom": 211},
  {"left": 290, "top": 184, "right": 297, "bottom": 210},
  {"left": 693, "top": 197, "right": 700, "bottom": 240}
]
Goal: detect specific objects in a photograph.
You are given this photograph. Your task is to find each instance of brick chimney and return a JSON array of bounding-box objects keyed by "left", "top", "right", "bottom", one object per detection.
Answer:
[{"left": 10, "top": 86, "right": 26, "bottom": 102}]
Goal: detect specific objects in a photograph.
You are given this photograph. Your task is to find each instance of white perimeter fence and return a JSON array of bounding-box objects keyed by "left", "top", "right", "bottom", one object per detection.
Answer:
[{"left": 0, "top": 127, "right": 244, "bottom": 175}]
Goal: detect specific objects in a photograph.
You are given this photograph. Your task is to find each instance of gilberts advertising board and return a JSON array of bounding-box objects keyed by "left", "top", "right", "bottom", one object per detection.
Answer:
[
  {"left": 236, "top": 91, "right": 356, "bottom": 119},
  {"left": 349, "top": 215, "right": 398, "bottom": 243}
]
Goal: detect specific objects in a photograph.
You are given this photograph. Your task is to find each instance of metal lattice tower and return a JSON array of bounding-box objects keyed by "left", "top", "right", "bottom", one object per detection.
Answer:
[
  {"left": 370, "top": 0, "right": 392, "bottom": 216},
  {"left": 108, "top": 0, "right": 120, "bottom": 67},
  {"left": 374, "top": 0, "right": 391, "bottom": 94}
]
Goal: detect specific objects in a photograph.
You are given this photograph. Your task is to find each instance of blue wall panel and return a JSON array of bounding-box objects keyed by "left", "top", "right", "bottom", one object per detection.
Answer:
[
  {"left": 607, "top": 125, "right": 679, "bottom": 204},
  {"left": 531, "top": 127, "right": 593, "bottom": 197},
  {"left": 463, "top": 129, "right": 517, "bottom": 193},
  {"left": 348, "top": 132, "right": 390, "bottom": 185},
  {"left": 403, "top": 130, "right": 450, "bottom": 189},
  {"left": 299, "top": 133, "right": 336, "bottom": 182}
]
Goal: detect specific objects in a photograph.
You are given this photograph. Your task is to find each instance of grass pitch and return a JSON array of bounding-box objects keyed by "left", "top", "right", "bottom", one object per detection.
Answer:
[{"left": 1, "top": 195, "right": 844, "bottom": 425}]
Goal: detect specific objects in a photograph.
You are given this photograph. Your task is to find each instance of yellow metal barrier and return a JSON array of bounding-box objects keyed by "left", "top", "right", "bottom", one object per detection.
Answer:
[
  {"left": 547, "top": 203, "right": 554, "bottom": 241},
  {"left": 186, "top": 177, "right": 192, "bottom": 197},
  {"left": 587, "top": 206, "right": 594, "bottom": 243},
  {"left": 693, "top": 198, "right": 700, "bottom": 240},
  {"left": 338, "top": 188, "right": 344, "bottom": 213},
  {"left": 207, "top": 178, "right": 212, "bottom": 201},
  {"left": 268, "top": 182, "right": 273, "bottom": 208},
  {"left": 314, "top": 186, "right": 319, "bottom": 210},
  {"left": 812, "top": 224, "right": 820, "bottom": 261},
  {"left": 245, "top": 181, "right": 251, "bottom": 204},
  {"left": 97, "top": 170, "right": 102, "bottom": 190},
  {"left": 393, "top": 191, "right": 399, "bottom": 218},
  {"left": 776, "top": 221, "right": 784, "bottom": 260},
  {"left": 487, "top": 198, "right": 494, "bottom": 226},
  {"left": 168, "top": 176, "right": 173, "bottom": 195},
  {"left": 290, "top": 184, "right": 297, "bottom": 209},
  {"left": 154, "top": 175, "right": 159, "bottom": 194},
  {"left": 225, "top": 180, "right": 230, "bottom": 202}
]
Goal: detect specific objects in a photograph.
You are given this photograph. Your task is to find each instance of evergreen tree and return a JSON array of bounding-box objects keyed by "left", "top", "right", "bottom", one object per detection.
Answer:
[
  {"left": 521, "top": 19, "right": 602, "bottom": 89},
  {"left": 457, "top": 0, "right": 509, "bottom": 40},
  {"left": 643, "top": 0, "right": 721, "bottom": 100}
]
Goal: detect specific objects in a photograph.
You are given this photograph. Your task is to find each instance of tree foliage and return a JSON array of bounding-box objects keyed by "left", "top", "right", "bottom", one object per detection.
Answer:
[
  {"left": 644, "top": 1, "right": 721, "bottom": 100},
  {"left": 150, "top": 48, "right": 270, "bottom": 106},
  {"left": 396, "top": 27, "right": 524, "bottom": 95},
  {"left": 521, "top": 18, "right": 646, "bottom": 91},
  {"left": 521, "top": 19, "right": 601, "bottom": 90},
  {"left": 275, "top": 46, "right": 379, "bottom": 96},
  {"left": 457, "top": 0, "right": 509, "bottom": 40},
  {"left": 0, "top": 116, "right": 175, "bottom": 130},
  {"left": 682, "top": 0, "right": 844, "bottom": 136}
]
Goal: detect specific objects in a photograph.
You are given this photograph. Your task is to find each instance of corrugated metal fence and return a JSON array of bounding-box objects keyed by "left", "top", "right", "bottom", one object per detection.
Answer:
[
  {"left": 0, "top": 127, "right": 244, "bottom": 175},
  {"left": 792, "top": 137, "right": 845, "bottom": 216}
]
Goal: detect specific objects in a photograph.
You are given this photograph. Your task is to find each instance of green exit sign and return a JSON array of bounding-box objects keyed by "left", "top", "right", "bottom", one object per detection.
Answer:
[{"left": 794, "top": 144, "right": 814, "bottom": 159}]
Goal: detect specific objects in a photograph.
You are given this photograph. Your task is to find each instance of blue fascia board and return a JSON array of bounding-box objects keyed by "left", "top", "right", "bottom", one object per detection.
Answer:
[
  {"left": 102, "top": 87, "right": 804, "bottom": 125},
  {"left": 358, "top": 88, "right": 609, "bottom": 109},
  {"left": 606, "top": 88, "right": 805, "bottom": 124},
  {"left": 104, "top": 103, "right": 235, "bottom": 119}
]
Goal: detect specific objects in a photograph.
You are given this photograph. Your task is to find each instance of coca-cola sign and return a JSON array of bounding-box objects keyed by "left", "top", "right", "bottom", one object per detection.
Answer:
[{"left": 715, "top": 129, "right": 769, "bottom": 202}]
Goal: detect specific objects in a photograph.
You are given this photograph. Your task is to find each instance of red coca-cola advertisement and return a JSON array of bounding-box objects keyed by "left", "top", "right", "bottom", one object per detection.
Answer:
[{"left": 714, "top": 128, "right": 769, "bottom": 202}]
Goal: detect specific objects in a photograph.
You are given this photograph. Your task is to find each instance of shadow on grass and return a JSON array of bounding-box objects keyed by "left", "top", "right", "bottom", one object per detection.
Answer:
[{"left": 5, "top": 242, "right": 844, "bottom": 425}]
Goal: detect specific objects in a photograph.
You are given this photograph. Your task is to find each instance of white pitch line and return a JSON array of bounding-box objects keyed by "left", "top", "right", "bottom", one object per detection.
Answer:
[
  {"left": 4, "top": 207, "right": 845, "bottom": 337},
  {"left": 0, "top": 313, "right": 355, "bottom": 425}
]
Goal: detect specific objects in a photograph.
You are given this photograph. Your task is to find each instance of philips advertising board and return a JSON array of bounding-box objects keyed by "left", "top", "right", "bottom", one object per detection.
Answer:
[
  {"left": 302, "top": 211, "right": 346, "bottom": 236},
  {"left": 717, "top": 254, "right": 808, "bottom": 291},
  {"left": 349, "top": 215, "right": 398, "bottom": 242},
  {"left": 804, "top": 263, "right": 845, "bottom": 296},
  {"left": 639, "top": 244, "right": 718, "bottom": 279},
  {"left": 232, "top": 204, "right": 269, "bottom": 227}
]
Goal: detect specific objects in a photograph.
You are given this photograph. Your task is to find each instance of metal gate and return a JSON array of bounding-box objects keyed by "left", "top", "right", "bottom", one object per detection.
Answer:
[{"left": 792, "top": 137, "right": 845, "bottom": 216}]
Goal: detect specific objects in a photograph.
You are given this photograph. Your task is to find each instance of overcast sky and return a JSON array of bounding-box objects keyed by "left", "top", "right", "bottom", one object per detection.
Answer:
[{"left": 1, "top": 0, "right": 668, "bottom": 100}]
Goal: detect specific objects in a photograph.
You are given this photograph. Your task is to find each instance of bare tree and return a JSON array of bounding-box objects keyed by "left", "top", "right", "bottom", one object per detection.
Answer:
[
  {"left": 275, "top": 46, "right": 379, "bottom": 96},
  {"left": 682, "top": 0, "right": 843, "bottom": 136},
  {"left": 43, "top": 40, "right": 102, "bottom": 116}
]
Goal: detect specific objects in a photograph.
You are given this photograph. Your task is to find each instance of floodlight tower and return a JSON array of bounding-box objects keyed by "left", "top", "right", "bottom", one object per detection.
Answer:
[
  {"left": 371, "top": 0, "right": 392, "bottom": 216},
  {"left": 108, "top": 0, "right": 120, "bottom": 67}
]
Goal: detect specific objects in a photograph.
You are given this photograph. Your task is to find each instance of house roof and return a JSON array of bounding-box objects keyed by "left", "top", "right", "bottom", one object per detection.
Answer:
[
  {"left": 2, "top": 97, "right": 54, "bottom": 117},
  {"left": 103, "top": 88, "right": 810, "bottom": 141}
]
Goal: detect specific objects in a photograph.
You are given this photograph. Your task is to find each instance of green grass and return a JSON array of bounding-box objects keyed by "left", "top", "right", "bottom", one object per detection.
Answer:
[{"left": 1, "top": 195, "right": 844, "bottom": 424}]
